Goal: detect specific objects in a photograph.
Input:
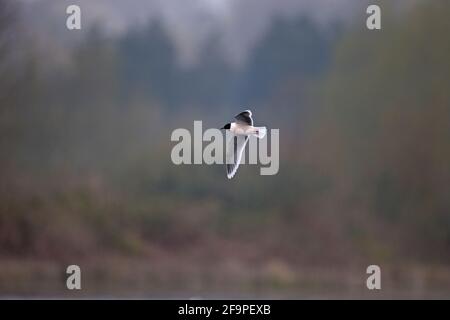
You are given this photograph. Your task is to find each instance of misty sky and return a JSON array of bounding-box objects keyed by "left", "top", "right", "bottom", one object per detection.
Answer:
[
  {"left": 19, "top": 0, "right": 392, "bottom": 65},
  {"left": 68, "top": 0, "right": 361, "bottom": 65}
]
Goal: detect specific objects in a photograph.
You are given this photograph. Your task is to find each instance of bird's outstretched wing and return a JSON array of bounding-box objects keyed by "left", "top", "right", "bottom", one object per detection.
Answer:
[
  {"left": 226, "top": 134, "right": 248, "bottom": 179},
  {"left": 234, "top": 110, "right": 253, "bottom": 126}
]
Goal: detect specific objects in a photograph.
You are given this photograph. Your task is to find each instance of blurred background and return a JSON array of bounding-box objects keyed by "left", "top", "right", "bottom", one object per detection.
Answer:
[{"left": 1, "top": 0, "right": 449, "bottom": 298}]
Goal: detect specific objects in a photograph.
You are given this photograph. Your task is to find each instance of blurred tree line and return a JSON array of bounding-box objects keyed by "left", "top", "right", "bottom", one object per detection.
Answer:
[{"left": 0, "top": 0, "right": 449, "bottom": 292}]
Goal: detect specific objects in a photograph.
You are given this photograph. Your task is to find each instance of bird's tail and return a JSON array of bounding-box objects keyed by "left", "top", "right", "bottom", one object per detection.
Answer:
[{"left": 253, "top": 126, "right": 267, "bottom": 139}]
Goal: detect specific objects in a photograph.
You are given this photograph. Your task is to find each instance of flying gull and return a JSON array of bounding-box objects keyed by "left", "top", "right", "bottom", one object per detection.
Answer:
[{"left": 220, "top": 110, "right": 267, "bottom": 179}]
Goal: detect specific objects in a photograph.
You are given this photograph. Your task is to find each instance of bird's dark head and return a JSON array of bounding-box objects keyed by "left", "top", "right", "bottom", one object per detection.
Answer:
[{"left": 220, "top": 123, "right": 231, "bottom": 130}]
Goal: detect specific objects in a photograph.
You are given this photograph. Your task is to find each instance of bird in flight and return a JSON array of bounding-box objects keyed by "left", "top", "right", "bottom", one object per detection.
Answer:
[{"left": 220, "top": 110, "right": 267, "bottom": 179}]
